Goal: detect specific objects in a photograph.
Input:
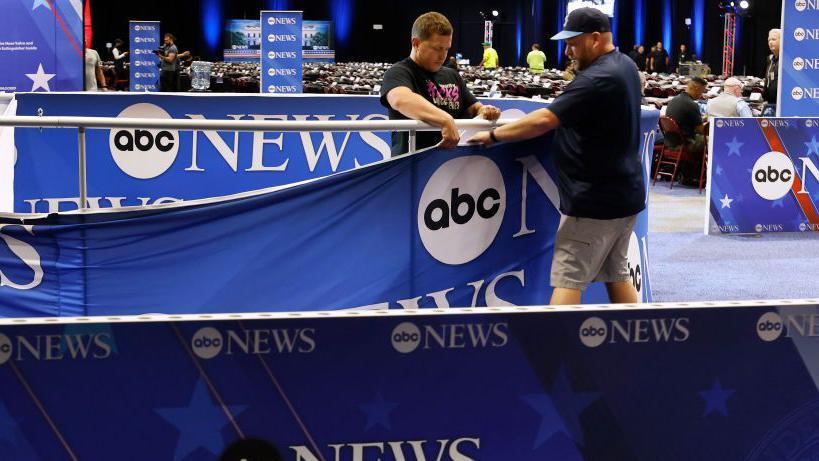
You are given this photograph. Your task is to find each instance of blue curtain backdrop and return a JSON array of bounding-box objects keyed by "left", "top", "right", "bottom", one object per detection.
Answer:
[
  {"left": 662, "top": 0, "right": 673, "bottom": 51},
  {"left": 634, "top": 0, "right": 645, "bottom": 47},
  {"left": 201, "top": 0, "right": 222, "bottom": 57},
  {"left": 555, "top": 0, "right": 567, "bottom": 67},
  {"left": 692, "top": 0, "right": 705, "bottom": 60},
  {"left": 87, "top": 0, "right": 781, "bottom": 76}
]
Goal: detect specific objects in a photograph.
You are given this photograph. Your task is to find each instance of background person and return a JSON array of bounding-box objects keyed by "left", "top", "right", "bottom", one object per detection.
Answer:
[
  {"left": 481, "top": 41, "right": 498, "bottom": 69},
  {"left": 158, "top": 33, "right": 180, "bottom": 92},
  {"left": 527, "top": 43, "right": 547, "bottom": 74},
  {"left": 84, "top": 47, "right": 107, "bottom": 91},
  {"left": 674, "top": 44, "right": 692, "bottom": 71},
  {"left": 707, "top": 77, "right": 752, "bottom": 118},
  {"left": 649, "top": 41, "right": 669, "bottom": 73},
  {"left": 764, "top": 28, "right": 781, "bottom": 108},
  {"left": 111, "top": 38, "right": 128, "bottom": 90},
  {"left": 380, "top": 12, "right": 500, "bottom": 156},
  {"left": 664, "top": 77, "right": 707, "bottom": 183}
]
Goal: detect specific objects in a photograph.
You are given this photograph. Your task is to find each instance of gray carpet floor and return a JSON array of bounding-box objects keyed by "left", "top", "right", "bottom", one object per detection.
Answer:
[{"left": 649, "top": 182, "right": 819, "bottom": 302}]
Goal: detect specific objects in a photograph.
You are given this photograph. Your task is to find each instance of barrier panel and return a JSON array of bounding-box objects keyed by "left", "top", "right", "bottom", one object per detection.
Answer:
[
  {"left": 707, "top": 117, "right": 819, "bottom": 234},
  {"left": 0, "top": 0, "right": 82, "bottom": 92},
  {"left": 0, "top": 130, "right": 656, "bottom": 316},
  {"left": 13, "top": 93, "right": 566, "bottom": 214},
  {"left": 0, "top": 301, "right": 815, "bottom": 459},
  {"left": 778, "top": 0, "right": 819, "bottom": 117},
  {"left": 129, "top": 21, "right": 161, "bottom": 92}
]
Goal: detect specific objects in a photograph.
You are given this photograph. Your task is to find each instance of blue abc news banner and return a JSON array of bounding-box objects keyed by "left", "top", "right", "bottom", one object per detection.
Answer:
[
  {"left": 13, "top": 93, "right": 568, "bottom": 214},
  {"left": 261, "top": 11, "right": 302, "bottom": 94},
  {"left": 0, "top": 0, "right": 82, "bottom": 92},
  {"left": 707, "top": 117, "right": 819, "bottom": 234},
  {"left": 129, "top": 21, "right": 160, "bottom": 92},
  {"left": 779, "top": 0, "right": 819, "bottom": 116},
  {"left": 0, "top": 303, "right": 818, "bottom": 459},
  {"left": 0, "top": 128, "right": 656, "bottom": 317}
]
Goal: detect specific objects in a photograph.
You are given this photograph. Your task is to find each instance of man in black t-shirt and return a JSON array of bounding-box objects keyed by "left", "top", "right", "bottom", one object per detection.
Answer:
[
  {"left": 380, "top": 12, "right": 500, "bottom": 156},
  {"left": 665, "top": 77, "right": 707, "bottom": 182},
  {"left": 649, "top": 42, "right": 669, "bottom": 73},
  {"left": 674, "top": 44, "right": 692, "bottom": 71},
  {"left": 468, "top": 8, "right": 644, "bottom": 306}
]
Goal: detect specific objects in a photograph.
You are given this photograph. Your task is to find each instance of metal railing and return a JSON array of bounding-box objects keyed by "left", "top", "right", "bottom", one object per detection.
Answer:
[{"left": 0, "top": 115, "right": 514, "bottom": 211}]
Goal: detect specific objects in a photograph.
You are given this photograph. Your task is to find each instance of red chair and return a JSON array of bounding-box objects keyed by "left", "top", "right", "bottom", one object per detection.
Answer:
[{"left": 653, "top": 116, "right": 689, "bottom": 189}]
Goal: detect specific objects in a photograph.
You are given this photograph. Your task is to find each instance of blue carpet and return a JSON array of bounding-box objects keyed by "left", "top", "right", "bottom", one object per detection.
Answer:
[
  {"left": 650, "top": 231, "right": 819, "bottom": 301},
  {"left": 648, "top": 183, "right": 819, "bottom": 302}
]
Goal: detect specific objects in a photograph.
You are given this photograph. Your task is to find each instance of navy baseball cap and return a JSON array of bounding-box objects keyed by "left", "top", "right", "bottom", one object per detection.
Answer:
[{"left": 551, "top": 7, "right": 611, "bottom": 40}]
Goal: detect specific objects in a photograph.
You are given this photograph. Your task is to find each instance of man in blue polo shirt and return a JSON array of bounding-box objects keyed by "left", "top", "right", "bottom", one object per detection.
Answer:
[{"left": 468, "top": 7, "right": 644, "bottom": 305}]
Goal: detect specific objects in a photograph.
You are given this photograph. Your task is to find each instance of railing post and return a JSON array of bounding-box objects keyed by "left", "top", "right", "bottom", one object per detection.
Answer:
[
  {"left": 408, "top": 130, "right": 416, "bottom": 155},
  {"left": 78, "top": 127, "right": 88, "bottom": 211}
]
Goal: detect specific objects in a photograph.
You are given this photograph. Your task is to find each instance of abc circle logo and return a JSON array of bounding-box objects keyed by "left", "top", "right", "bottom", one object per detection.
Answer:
[
  {"left": 626, "top": 232, "right": 643, "bottom": 298},
  {"left": 808, "top": 120, "right": 815, "bottom": 128},
  {"left": 755, "top": 224, "right": 764, "bottom": 233},
  {"left": 267, "top": 34, "right": 275, "bottom": 43},
  {"left": 793, "top": 87, "right": 805, "bottom": 101},
  {"left": 134, "top": 25, "right": 141, "bottom": 31},
  {"left": 109, "top": 103, "right": 179, "bottom": 179},
  {"left": 795, "top": 28, "right": 806, "bottom": 41},
  {"left": 757, "top": 312, "right": 783, "bottom": 342},
  {"left": 192, "top": 327, "right": 224, "bottom": 359},
  {"left": 796, "top": 0, "right": 807, "bottom": 11},
  {"left": 716, "top": 120, "right": 724, "bottom": 128},
  {"left": 0, "top": 333, "right": 11, "bottom": 365},
  {"left": 267, "top": 17, "right": 275, "bottom": 25},
  {"left": 800, "top": 222, "right": 808, "bottom": 232},
  {"left": 391, "top": 322, "right": 421, "bottom": 354},
  {"left": 418, "top": 156, "right": 506, "bottom": 265},
  {"left": 579, "top": 317, "right": 608, "bottom": 348},
  {"left": 794, "top": 57, "right": 806, "bottom": 71},
  {"left": 751, "top": 152, "right": 795, "bottom": 200}
]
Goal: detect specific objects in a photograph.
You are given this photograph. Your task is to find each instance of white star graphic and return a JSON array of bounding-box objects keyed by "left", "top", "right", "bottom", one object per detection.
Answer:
[
  {"left": 31, "top": 0, "right": 51, "bottom": 10},
  {"left": 720, "top": 194, "right": 734, "bottom": 209},
  {"left": 25, "top": 64, "right": 55, "bottom": 92}
]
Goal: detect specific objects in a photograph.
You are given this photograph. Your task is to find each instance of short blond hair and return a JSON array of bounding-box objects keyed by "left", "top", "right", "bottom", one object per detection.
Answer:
[{"left": 411, "top": 12, "right": 453, "bottom": 40}]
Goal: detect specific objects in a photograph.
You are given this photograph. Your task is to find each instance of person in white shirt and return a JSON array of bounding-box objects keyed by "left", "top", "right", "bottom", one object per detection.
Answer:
[
  {"left": 706, "top": 77, "right": 752, "bottom": 118},
  {"left": 84, "top": 48, "right": 107, "bottom": 91}
]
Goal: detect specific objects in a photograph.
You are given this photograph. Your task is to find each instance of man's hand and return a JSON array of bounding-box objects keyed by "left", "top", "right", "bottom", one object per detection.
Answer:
[
  {"left": 440, "top": 117, "right": 460, "bottom": 148},
  {"left": 477, "top": 105, "right": 501, "bottom": 121},
  {"left": 466, "top": 131, "right": 493, "bottom": 146}
]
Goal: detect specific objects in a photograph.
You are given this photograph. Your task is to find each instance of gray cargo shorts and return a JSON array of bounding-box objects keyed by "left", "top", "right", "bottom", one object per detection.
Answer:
[{"left": 550, "top": 214, "right": 638, "bottom": 290}]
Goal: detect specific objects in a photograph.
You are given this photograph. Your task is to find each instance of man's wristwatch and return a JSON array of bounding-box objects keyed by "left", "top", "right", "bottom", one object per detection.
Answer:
[{"left": 489, "top": 128, "right": 499, "bottom": 143}]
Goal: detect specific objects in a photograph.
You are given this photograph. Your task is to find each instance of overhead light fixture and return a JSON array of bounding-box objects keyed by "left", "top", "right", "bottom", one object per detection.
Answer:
[
  {"left": 492, "top": 10, "right": 499, "bottom": 17},
  {"left": 739, "top": 0, "right": 749, "bottom": 9}
]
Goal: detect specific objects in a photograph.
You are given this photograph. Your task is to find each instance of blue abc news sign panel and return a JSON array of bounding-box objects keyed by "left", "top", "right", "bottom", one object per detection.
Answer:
[
  {"left": 707, "top": 117, "right": 819, "bottom": 234},
  {"left": 0, "top": 303, "right": 817, "bottom": 459},
  {"left": 0, "top": 128, "right": 656, "bottom": 317},
  {"left": 779, "top": 0, "right": 819, "bottom": 116},
  {"left": 261, "top": 11, "right": 302, "bottom": 94},
  {"left": 0, "top": 0, "right": 82, "bottom": 92},
  {"left": 13, "top": 93, "right": 567, "bottom": 214},
  {"left": 129, "top": 21, "right": 160, "bottom": 92}
]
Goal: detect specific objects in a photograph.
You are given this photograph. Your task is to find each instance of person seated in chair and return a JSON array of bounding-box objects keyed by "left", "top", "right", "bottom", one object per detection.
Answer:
[
  {"left": 707, "top": 77, "right": 752, "bottom": 118},
  {"left": 663, "top": 77, "right": 707, "bottom": 184}
]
